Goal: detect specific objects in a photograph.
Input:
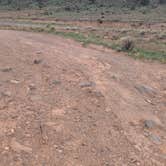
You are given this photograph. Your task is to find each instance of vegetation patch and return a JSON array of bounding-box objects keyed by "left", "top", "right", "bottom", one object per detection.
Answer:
[
  {"left": 0, "top": 23, "right": 165, "bottom": 63},
  {"left": 119, "top": 36, "right": 135, "bottom": 51},
  {"left": 129, "top": 48, "right": 166, "bottom": 62},
  {"left": 42, "top": 29, "right": 166, "bottom": 63},
  {"left": 50, "top": 31, "right": 113, "bottom": 48}
]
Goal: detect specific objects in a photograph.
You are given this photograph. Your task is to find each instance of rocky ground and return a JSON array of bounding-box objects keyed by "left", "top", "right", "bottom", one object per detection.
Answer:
[{"left": 0, "top": 30, "right": 166, "bottom": 165}]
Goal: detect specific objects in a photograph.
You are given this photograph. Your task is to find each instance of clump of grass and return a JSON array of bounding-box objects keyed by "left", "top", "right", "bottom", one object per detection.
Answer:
[
  {"left": 120, "top": 36, "right": 135, "bottom": 51},
  {"left": 48, "top": 26, "right": 55, "bottom": 32},
  {"left": 46, "top": 23, "right": 52, "bottom": 28},
  {"left": 129, "top": 48, "right": 166, "bottom": 62},
  {"left": 156, "top": 33, "right": 166, "bottom": 40},
  {"left": 52, "top": 31, "right": 114, "bottom": 48},
  {"left": 30, "top": 27, "right": 45, "bottom": 32},
  {"left": 45, "top": 24, "right": 56, "bottom": 32},
  {"left": 54, "top": 31, "right": 88, "bottom": 43}
]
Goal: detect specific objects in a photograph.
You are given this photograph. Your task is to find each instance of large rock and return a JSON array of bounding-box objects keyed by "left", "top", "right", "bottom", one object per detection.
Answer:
[{"left": 135, "top": 84, "right": 157, "bottom": 97}]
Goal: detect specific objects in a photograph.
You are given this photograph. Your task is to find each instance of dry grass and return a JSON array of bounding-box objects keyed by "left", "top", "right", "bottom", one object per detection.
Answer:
[{"left": 0, "top": 8, "right": 165, "bottom": 63}]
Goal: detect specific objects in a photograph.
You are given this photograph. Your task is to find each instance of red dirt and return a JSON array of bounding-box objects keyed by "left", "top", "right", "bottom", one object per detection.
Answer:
[{"left": 0, "top": 30, "right": 166, "bottom": 165}]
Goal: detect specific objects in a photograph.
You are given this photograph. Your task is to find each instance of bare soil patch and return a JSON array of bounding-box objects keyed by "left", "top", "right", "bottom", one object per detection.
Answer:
[{"left": 0, "top": 30, "right": 165, "bottom": 165}]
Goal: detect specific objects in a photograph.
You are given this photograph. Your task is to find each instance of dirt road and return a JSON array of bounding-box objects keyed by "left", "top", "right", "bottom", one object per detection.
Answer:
[{"left": 0, "top": 30, "right": 165, "bottom": 166}]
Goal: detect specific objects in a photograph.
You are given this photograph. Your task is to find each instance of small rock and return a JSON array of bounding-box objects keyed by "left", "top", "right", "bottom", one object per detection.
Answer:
[
  {"left": 1, "top": 67, "right": 12, "bottom": 72},
  {"left": 34, "top": 59, "right": 42, "bottom": 64},
  {"left": 111, "top": 74, "right": 119, "bottom": 80},
  {"left": 1, "top": 91, "right": 11, "bottom": 97},
  {"left": 6, "top": 128, "right": 15, "bottom": 136},
  {"left": 150, "top": 134, "right": 161, "bottom": 145},
  {"left": 57, "top": 149, "right": 63, "bottom": 153},
  {"left": 94, "top": 90, "right": 104, "bottom": 97},
  {"left": 10, "top": 80, "right": 20, "bottom": 84},
  {"left": 144, "top": 120, "right": 158, "bottom": 129},
  {"left": 29, "top": 83, "right": 36, "bottom": 90},
  {"left": 134, "top": 144, "right": 142, "bottom": 151},
  {"left": 52, "top": 80, "right": 61, "bottom": 85},
  {"left": 4, "top": 146, "right": 10, "bottom": 151},
  {"left": 135, "top": 85, "right": 157, "bottom": 97},
  {"left": 81, "top": 143, "right": 86, "bottom": 146},
  {"left": 11, "top": 128, "right": 15, "bottom": 134},
  {"left": 80, "top": 82, "right": 95, "bottom": 88},
  {"left": 130, "top": 158, "right": 140, "bottom": 165},
  {"left": 36, "top": 51, "right": 42, "bottom": 54},
  {"left": 145, "top": 99, "right": 154, "bottom": 105}
]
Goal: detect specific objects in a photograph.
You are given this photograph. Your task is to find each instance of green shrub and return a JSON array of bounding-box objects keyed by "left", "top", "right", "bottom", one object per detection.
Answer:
[{"left": 120, "top": 36, "right": 135, "bottom": 51}]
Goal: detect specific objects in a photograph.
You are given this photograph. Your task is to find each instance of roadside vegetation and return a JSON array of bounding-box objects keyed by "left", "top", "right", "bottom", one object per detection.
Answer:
[
  {"left": 0, "top": 0, "right": 165, "bottom": 62},
  {"left": 0, "top": 0, "right": 166, "bottom": 10},
  {"left": 0, "top": 21, "right": 165, "bottom": 63}
]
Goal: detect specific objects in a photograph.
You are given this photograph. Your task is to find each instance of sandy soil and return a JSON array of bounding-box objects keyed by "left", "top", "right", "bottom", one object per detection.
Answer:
[{"left": 0, "top": 30, "right": 166, "bottom": 166}]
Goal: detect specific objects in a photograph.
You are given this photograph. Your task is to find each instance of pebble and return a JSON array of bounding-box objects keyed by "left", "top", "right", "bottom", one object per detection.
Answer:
[
  {"left": 10, "top": 80, "right": 20, "bottom": 84},
  {"left": 145, "top": 99, "right": 154, "bottom": 105},
  {"left": 29, "top": 83, "right": 36, "bottom": 90},
  {"left": 34, "top": 59, "right": 42, "bottom": 64},
  {"left": 144, "top": 120, "right": 157, "bottom": 129},
  {"left": 36, "top": 51, "right": 42, "bottom": 54},
  {"left": 111, "top": 74, "right": 120, "bottom": 81},
  {"left": 57, "top": 149, "right": 63, "bottom": 153},
  {"left": 1, "top": 91, "right": 11, "bottom": 97},
  {"left": 144, "top": 131, "right": 150, "bottom": 137},
  {"left": 150, "top": 134, "right": 161, "bottom": 145},
  {"left": 11, "top": 128, "right": 15, "bottom": 134},
  {"left": 80, "top": 81, "right": 95, "bottom": 88},
  {"left": 1, "top": 67, "right": 12, "bottom": 72},
  {"left": 52, "top": 80, "right": 61, "bottom": 85},
  {"left": 94, "top": 90, "right": 103, "bottom": 97},
  {"left": 4, "top": 146, "right": 10, "bottom": 150},
  {"left": 130, "top": 158, "right": 140, "bottom": 165}
]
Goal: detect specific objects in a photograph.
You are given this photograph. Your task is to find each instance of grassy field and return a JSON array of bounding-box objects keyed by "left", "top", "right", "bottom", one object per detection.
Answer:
[
  {"left": 0, "top": 5, "right": 166, "bottom": 22},
  {"left": 0, "top": 5, "right": 165, "bottom": 62}
]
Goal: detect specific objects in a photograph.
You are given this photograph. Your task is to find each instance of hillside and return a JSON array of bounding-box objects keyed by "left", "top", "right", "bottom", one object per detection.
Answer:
[{"left": 0, "top": 0, "right": 166, "bottom": 10}]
